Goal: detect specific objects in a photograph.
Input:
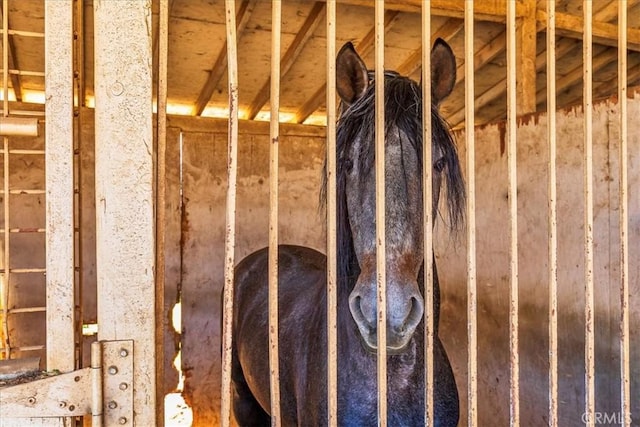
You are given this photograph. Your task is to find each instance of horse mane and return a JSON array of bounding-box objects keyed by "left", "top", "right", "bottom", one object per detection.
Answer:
[{"left": 321, "top": 71, "right": 466, "bottom": 289}]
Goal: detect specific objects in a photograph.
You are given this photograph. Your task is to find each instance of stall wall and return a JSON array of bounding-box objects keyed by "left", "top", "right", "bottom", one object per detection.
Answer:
[
  {"left": 436, "top": 93, "right": 640, "bottom": 426},
  {"left": 76, "top": 94, "right": 639, "bottom": 425}
]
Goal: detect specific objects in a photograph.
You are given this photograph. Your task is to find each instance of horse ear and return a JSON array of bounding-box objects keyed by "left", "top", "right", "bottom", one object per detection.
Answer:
[
  {"left": 430, "top": 38, "right": 456, "bottom": 105},
  {"left": 336, "top": 42, "right": 369, "bottom": 105}
]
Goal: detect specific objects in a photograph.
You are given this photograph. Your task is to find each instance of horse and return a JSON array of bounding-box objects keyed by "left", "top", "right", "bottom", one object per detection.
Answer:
[{"left": 231, "top": 38, "right": 465, "bottom": 426}]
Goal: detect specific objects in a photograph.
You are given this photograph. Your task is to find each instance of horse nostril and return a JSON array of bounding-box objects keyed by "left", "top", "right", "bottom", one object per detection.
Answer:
[{"left": 405, "top": 296, "right": 424, "bottom": 331}]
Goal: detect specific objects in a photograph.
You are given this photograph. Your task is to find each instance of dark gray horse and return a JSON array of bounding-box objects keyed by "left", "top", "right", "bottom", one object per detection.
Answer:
[{"left": 231, "top": 39, "right": 464, "bottom": 426}]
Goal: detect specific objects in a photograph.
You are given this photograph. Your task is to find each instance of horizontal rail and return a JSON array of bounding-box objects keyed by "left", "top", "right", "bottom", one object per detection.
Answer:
[
  {"left": 0, "top": 306, "right": 46, "bottom": 314},
  {"left": 0, "top": 189, "right": 46, "bottom": 195},
  {"left": 0, "top": 345, "right": 45, "bottom": 352},
  {"left": 0, "top": 69, "right": 45, "bottom": 77},
  {"left": 0, "top": 228, "right": 46, "bottom": 233},
  {"left": 0, "top": 149, "right": 45, "bottom": 155},
  {"left": 0, "top": 268, "right": 46, "bottom": 274},
  {"left": 0, "top": 29, "right": 44, "bottom": 38}
]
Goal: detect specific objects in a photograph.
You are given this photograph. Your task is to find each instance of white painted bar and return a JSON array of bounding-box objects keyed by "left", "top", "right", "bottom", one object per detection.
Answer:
[
  {"left": 617, "top": 2, "right": 630, "bottom": 426},
  {"left": 325, "top": 0, "right": 338, "bottom": 425},
  {"left": 93, "top": 1, "right": 156, "bottom": 425},
  {"left": 506, "top": 2, "right": 520, "bottom": 426},
  {"left": 546, "top": 2, "right": 558, "bottom": 426},
  {"left": 421, "top": 1, "right": 434, "bottom": 426},
  {"left": 268, "top": 2, "right": 282, "bottom": 425},
  {"left": 44, "top": 0, "right": 75, "bottom": 375},
  {"left": 221, "top": 1, "right": 239, "bottom": 425},
  {"left": 374, "top": 1, "right": 387, "bottom": 425},
  {"left": 582, "top": 2, "right": 595, "bottom": 426},
  {"left": 464, "top": 2, "right": 477, "bottom": 426}
]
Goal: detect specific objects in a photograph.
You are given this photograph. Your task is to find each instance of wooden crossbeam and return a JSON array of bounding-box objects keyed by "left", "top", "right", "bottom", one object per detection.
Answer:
[
  {"left": 193, "top": 0, "right": 256, "bottom": 116},
  {"left": 396, "top": 18, "right": 463, "bottom": 77},
  {"left": 294, "top": 10, "right": 399, "bottom": 124},
  {"left": 0, "top": 3, "right": 22, "bottom": 102},
  {"left": 246, "top": 2, "right": 324, "bottom": 120}
]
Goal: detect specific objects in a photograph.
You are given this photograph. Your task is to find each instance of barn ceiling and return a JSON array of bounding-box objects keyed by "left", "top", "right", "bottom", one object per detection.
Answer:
[{"left": 1, "top": 0, "right": 639, "bottom": 129}]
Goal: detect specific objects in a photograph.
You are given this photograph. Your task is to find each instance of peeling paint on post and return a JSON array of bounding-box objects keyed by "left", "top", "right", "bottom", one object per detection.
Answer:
[
  {"left": 93, "top": 1, "right": 156, "bottom": 425},
  {"left": 44, "top": 0, "right": 75, "bottom": 374}
]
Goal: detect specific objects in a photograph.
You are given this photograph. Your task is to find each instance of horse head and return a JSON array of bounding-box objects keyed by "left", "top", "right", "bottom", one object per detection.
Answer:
[{"left": 334, "top": 39, "right": 463, "bottom": 354}]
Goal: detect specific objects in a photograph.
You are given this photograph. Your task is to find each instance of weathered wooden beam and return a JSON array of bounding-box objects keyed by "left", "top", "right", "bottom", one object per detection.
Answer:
[
  {"left": 454, "top": 29, "right": 505, "bottom": 86},
  {"left": 326, "top": 0, "right": 526, "bottom": 23},
  {"left": 536, "top": 10, "right": 640, "bottom": 52},
  {"left": 396, "top": 18, "right": 463, "bottom": 76},
  {"left": 246, "top": 2, "right": 324, "bottom": 120},
  {"left": 534, "top": 49, "right": 618, "bottom": 106},
  {"left": 448, "top": 38, "right": 578, "bottom": 127},
  {"left": 294, "top": 10, "right": 399, "bottom": 124},
  {"left": 0, "top": 3, "right": 22, "bottom": 102},
  {"left": 193, "top": 0, "right": 256, "bottom": 116}
]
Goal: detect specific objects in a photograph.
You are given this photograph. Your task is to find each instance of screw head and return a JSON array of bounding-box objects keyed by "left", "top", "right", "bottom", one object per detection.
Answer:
[
  {"left": 27, "top": 397, "right": 36, "bottom": 404},
  {"left": 69, "top": 405, "right": 75, "bottom": 411},
  {"left": 119, "top": 348, "right": 129, "bottom": 357},
  {"left": 118, "top": 417, "right": 128, "bottom": 425},
  {"left": 59, "top": 401, "right": 67, "bottom": 408},
  {"left": 108, "top": 366, "right": 118, "bottom": 375},
  {"left": 108, "top": 401, "right": 118, "bottom": 409},
  {"left": 119, "top": 382, "right": 128, "bottom": 391}
]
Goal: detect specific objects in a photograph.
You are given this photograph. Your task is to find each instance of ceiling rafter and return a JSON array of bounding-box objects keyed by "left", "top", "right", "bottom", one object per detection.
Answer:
[
  {"left": 395, "top": 18, "right": 463, "bottom": 77},
  {"left": 193, "top": 0, "right": 256, "bottom": 116},
  {"left": 536, "top": 10, "right": 640, "bottom": 52},
  {"left": 327, "top": 0, "right": 527, "bottom": 23},
  {"left": 448, "top": 38, "right": 580, "bottom": 128},
  {"left": 294, "top": 9, "right": 400, "bottom": 124},
  {"left": 245, "top": 2, "right": 325, "bottom": 120},
  {"left": 0, "top": 3, "right": 23, "bottom": 102}
]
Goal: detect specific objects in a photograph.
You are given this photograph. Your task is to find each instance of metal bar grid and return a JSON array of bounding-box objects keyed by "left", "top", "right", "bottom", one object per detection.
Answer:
[
  {"left": 464, "top": 2, "right": 478, "bottom": 426},
  {"left": 422, "top": 2, "right": 434, "bottom": 426},
  {"left": 268, "top": 2, "right": 282, "bottom": 425},
  {"left": 546, "top": 2, "right": 559, "bottom": 426},
  {"left": 582, "top": 2, "right": 596, "bottom": 425},
  {"left": 506, "top": 1, "right": 520, "bottom": 425},
  {"left": 374, "top": 2, "right": 388, "bottom": 425},
  {"left": 325, "top": 1, "right": 338, "bottom": 425},
  {"left": 617, "top": 2, "right": 631, "bottom": 427},
  {"left": 1, "top": 0, "right": 10, "bottom": 360},
  {"left": 220, "top": 1, "right": 239, "bottom": 425}
]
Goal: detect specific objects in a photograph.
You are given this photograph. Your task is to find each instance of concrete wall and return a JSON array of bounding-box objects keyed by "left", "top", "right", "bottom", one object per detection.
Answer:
[{"left": 436, "top": 94, "right": 640, "bottom": 426}]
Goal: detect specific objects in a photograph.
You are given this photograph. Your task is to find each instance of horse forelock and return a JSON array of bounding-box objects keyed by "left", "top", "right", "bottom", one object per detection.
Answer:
[{"left": 321, "top": 71, "right": 465, "bottom": 286}]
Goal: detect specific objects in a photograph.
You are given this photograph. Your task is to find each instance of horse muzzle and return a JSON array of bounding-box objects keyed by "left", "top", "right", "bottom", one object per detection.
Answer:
[{"left": 348, "top": 278, "right": 424, "bottom": 354}]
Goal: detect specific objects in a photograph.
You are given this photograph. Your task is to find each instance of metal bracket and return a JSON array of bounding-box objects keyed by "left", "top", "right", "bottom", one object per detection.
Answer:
[
  {"left": 0, "top": 339, "right": 134, "bottom": 426},
  {"left": 101, "top": 340, "right": 134, "bottom": 426}
]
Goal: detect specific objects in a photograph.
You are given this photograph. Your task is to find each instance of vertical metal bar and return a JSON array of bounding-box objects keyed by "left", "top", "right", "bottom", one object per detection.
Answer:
[
  {"left": 464, "top": 2, "right": 477, "bottom": 426},
  {"left": 506, "top": 2, "right": 519, "bottom": 426},
  {"left": 546, "top": 2, "right": 558, "bottom": 426},
  {"left": 0, "top": 0, "right": 8, "bottom": 360},
  {"left": 582, "top": 2, "right": 595, "bottom": 425},
  {"left": 94, "top": 1, "right": 156, "bottom": 424},
  {"left": 421, "top": 1, "right": 434, "bottom": 426},
  {"left": 44, "top": 0, "right": 75, "bottom": 372},
  {"left": 220, "top": 1, "right": 238, "bottom": 425},
  {"left": 325, "top": 0, "right": 338, "bottom": 425},
  {"left": 268, "top": 1, "right": 282, "bottom": 425},
  {"left": 617, "top": 2, "right": 630, "bottom": 426},
  {"left": 156, "top": 0, "right": 169, "bottom": 424},
  {"left": 374, "top": 1, "right": 387, "bottom": 425}
]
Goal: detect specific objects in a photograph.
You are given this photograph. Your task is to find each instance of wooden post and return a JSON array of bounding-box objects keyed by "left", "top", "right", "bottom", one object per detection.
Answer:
[{"left": 93, "top": 1, "right": 156, "bottom": 425}]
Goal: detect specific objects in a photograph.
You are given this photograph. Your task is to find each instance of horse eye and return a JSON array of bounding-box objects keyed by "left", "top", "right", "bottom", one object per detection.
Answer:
[{"left": 434, "top": 158, "right": 446, "bottom": 173}]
